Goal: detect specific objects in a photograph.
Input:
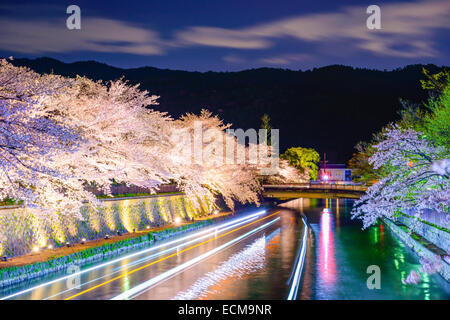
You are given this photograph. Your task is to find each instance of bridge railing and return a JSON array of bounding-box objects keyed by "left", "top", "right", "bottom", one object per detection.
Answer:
[{"left": 263, "top": 183, "right": 367, "bottom": 192}]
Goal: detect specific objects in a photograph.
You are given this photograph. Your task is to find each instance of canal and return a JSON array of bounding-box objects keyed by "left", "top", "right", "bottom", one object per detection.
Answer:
[
  {"left": 290, "top": 197, "right": 450, "bottom": 300},
  {"left": 1, "top": 197, "right": 449, "bottom": 300}
]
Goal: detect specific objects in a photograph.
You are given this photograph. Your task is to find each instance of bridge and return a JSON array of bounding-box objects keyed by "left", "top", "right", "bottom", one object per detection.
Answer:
[{"left": 263, "top": 183, "right": 367, "bottom": 199}]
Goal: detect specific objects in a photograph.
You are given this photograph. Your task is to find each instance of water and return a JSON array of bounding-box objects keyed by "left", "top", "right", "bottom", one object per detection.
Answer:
[
  {"left": 2, "top": 197, "right": 449, "bottom": 300},
  {"left": 294, "top": 198, "right": 450, "bottom": 300}
]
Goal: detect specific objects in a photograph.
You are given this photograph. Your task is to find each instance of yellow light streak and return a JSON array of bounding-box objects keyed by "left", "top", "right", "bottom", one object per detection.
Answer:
[{"left": 65, "top": 210, "right": 280, "bottom": 300}]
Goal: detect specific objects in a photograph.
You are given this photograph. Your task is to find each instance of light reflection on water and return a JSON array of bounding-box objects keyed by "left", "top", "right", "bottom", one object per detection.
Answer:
[
  {"left": 172, "top": 229, "right": 280, "bottom": 300},
  {"left": 4, "top": 198, "right": 449, "bottom": 300},
  {"left": 301, "top": 198, "right": 450, "bottom": 300},
  {"left": 318, "top": 211, "right": 336, "bottom": 287}
]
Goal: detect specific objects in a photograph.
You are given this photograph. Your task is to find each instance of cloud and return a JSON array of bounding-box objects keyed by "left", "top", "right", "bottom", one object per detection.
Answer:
[
  {"left": 175, "top": 0, "right": 450, "bottom": 58},
  {"left": 0, "top": 17, "right": 165, "bottom": 55},
  {"left": 175, "top": 27, "right": 270, "bottom": 49},
  {"left": 259, "top": 53, "right": 311, "bottom": 66},
  {"left": 222, "top": 54, "right": 246, "bottom": 64},
  {"left": 0, "top": 0, "right": 448, "bottom": 60}
]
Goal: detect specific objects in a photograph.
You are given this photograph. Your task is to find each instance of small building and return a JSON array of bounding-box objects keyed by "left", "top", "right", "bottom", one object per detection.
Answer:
[{"left": 318, "top": 164, "right": 352, "bottom": 182}]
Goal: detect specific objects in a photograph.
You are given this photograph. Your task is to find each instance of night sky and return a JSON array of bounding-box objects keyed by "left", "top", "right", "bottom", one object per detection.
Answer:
[{"left": 0, "top": 0, "right": 449, "bottom": 71}]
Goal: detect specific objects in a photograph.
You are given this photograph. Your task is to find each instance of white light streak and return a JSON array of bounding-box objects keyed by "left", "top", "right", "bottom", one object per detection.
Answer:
[
  {"left": 1, "top": 210, "right": 265, "bottom": 300},
  {"left": 112, "top": 217, "right": 280, "bottom": 300},
  {"left": 286, "top": 217, "right": 308, "bottom": 300}
]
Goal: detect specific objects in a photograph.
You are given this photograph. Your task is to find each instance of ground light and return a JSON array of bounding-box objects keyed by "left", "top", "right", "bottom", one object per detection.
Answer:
[{"left": 174, "top": 217, "right": 182, "bottom": 224}]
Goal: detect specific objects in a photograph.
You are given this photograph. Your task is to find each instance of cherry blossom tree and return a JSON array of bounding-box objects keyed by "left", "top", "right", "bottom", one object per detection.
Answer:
[
  {"left": 0, "top": 59, "right": 89, "bottom": 219},
  {"left": 1, "top": 59, "right": 298, "bottom": 227},
  {"left": 351, "top": 126, "right": 449, "bottom": 229},
  {"left": 52, "top": 76, "right": 172, "bottom": 192},
  {"left": 167, "top": 110, "right": 262, "bottom": 210}
]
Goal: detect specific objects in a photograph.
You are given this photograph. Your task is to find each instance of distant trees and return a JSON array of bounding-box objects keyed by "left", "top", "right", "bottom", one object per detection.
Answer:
[
  {"left": 260, "top": 114, "right": 271, "bottom": 146},
  {"left": 280, "top": 147, "right": 320, "bottom": 180},
  {"left": 347, "top": 131, "right": 390, "bottom": 184}
]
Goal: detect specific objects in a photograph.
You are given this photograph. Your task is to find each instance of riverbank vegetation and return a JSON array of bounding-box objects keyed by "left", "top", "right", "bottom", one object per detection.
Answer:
[
  {"left": 349, "top": 69, "right": 449, "bottom": 283},
  {"left": 280, "top": 147, "right": 320, "bottom": 180}
]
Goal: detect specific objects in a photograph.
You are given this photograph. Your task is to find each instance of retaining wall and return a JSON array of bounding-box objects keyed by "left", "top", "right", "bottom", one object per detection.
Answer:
[
  {"left": 395, "top": 209, "right": 450, "bottom": 252},
  {"left": 0, "top": 194, "right": 212, "bottom": 258},
  {"left": 383, "top": 218, "right": 450, "bottom": 282}
]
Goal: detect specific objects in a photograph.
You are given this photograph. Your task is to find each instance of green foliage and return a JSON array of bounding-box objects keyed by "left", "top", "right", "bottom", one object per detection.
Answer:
[
  {"left": 280, "top": 147, "right": 320, "bottom": 180},
  {"left": 399, "top": 69, "right": 450, "bottom": 150},
  {"left": 419, "top": 73, "right": 450, "bottom": 150},
  {"left": 260, "top": 113, "right": 271, "bottom": 146},
  {"left": 347, "top": 129, "right": 391, "bottom": 184},
  {"left": 350, "top": 69, "right": 450, "bottom": 182},
  {"left": 420, "top": 68, "right": 449, "bottom": 93}
]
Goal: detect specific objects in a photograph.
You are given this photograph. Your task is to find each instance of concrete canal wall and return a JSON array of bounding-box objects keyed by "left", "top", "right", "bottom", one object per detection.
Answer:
[
  {"left": 394, "top": 209, "right": 450, "bottom": 252},
  {"left": 0, "top": 194, "right": 213, "bottom": 258},
  {"left": 383, "top": 218, "right": 450, "bottom": 282}
]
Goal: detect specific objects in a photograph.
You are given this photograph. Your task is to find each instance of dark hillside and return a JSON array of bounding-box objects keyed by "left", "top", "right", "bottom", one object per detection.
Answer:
[{"left": 11, "top": 57, "right": 446, "bottom": 162}]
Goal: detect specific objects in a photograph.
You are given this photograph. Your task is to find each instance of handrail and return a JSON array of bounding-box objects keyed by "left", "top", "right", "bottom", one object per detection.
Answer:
[{"left": 263, "top": 183, "right": 367, "bottom": 192}]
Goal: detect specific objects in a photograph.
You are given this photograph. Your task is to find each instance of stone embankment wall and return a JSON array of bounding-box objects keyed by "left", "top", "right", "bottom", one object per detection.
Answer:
[
  {"left": 395, "top": 209, "right": 450, "bottom": 252},
  {"left": 0, "top": 194, "right": 212, "bottom": 258}
]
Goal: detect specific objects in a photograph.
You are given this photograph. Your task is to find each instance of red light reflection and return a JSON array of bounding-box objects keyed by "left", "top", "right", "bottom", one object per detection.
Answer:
[{"left": 319, "top": 211, "right": 336, "bottom": 286}]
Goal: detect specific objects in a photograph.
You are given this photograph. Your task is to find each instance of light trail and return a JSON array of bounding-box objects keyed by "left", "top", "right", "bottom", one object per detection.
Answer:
[
  {"left": 172, "top": 228, "right": 280, "bottom": 300},
  {"left": 1, "top": 209, "right": 266, "bottom": 300},
  {"left": 43, "top": 211, "right": 267, "bottom": 300},
  {"left": 112, "top": 217, "right": 280, "bottom": 300},
  {"left": 65, "top": 211, "right": 280, "bottom": 300},
  {"left": 286, "top": 217, "right": 308, "bottom": 300}
]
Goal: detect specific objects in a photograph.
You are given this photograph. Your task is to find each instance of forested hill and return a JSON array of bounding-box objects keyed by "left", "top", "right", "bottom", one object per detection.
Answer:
[{"left": 10, "top": 57, "right": 447, "bottom": 163}]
